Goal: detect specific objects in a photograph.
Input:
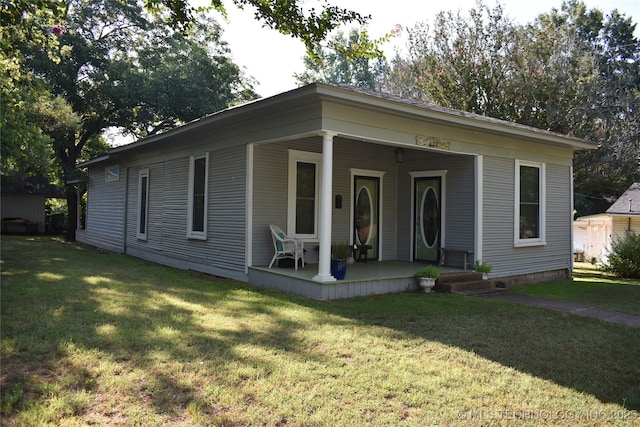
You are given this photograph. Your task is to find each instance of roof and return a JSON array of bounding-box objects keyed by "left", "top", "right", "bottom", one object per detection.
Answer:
[
  {"left": 78, "top": 83, "right": 598, "bottom": 168},
  {"left": 606, "top": 183, "right": 640, "bottom": 216},
  {"left": 1, "top": 175, "right": 65, "bottom": 197}
]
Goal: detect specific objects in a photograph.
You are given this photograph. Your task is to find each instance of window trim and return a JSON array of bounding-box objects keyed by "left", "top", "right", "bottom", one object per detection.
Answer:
[
  {"left": 514, "top": 160, "right": 546, "bottom": 247},
  {"left": 287, "top": 150, "right": 322, "bottom": 239},
  {"left": 187, "top": 153, "right": 209, "bottom": 240},
  {"left": 137, "top": 168, "right": 149, "bottom": 240}
]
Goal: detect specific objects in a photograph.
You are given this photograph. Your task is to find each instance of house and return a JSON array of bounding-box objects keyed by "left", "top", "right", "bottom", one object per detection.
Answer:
[
  {"left": 573, "top": 182, "right": 640, "bottom": 262},
  {"left": 1, "top": 175, "right": 64, "bottom": 234},
  {"left": 75, "top": 83, "right": 596, "bottom": 299}
]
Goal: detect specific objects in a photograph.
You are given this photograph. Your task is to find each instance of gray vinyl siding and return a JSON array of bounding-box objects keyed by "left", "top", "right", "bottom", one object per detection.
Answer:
[
  {"left": 251, "top": 138, "right": 400, "bottom": 266},
  {"left": 252, "top": 139, "right": 321, "bottom": 266},
  {"left": 80, "top": 164, "right": 126, "bottom": 252},
  {"left": 126, "top": 161, "right": 167, "bottom": 252},
  {"left": 209, "top": 146, "right": 247, "bottom": 272},
  {"left": 397, "top": 151, "right": 476, "bottom": 261},
  {"left": 333, "top": 139, "right": 399, "bottom": 260},
  {"left": 483, "top": 158, "right": 573, "bottom": 277},
  {"left": 119, "top": 145, "right": 247, "bottom": 278}
]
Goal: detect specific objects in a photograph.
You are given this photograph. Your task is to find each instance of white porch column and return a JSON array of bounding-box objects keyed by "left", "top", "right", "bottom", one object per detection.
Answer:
[
  {"left": 474, "top": 155, "right": 483, "bottom": 263},
  {"left": 313, "top": 132, "right": 337, "bottom": 282}
]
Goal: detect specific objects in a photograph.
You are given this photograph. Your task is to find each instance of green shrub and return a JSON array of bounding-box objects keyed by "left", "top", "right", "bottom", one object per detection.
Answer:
[
  {"left": 414, "top": 265, "right": 440, "bottom": 279},
  {"left": 601, "top": 232, "right": 640, "bottom": 278}
]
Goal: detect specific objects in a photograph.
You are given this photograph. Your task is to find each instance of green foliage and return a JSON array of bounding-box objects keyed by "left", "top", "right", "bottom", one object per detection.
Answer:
[
  {"left": 1, "top": 383, "right": 25, "bottom": 414},
  {"left": 331, "top": 243, "right": 351, "bottom": 260},
  {"left": 385, "top": 0, "right": 639, "bottom": 203},
  {"left": 295, "top": 28, "right": 392, "bottom": 89},
  {"left": 6, "top": 0, "right": 258, "bottom": 239},
  {"left": 473, "top": 261, "right": 492, "bottom": 274},
  {"left": 601, "top": 232, "right": 640, "bottom": 278},
  {"left": 545, "top": 1, "right": 640, "bottom": 203},
  {"left": 0, "top": 0, "right": 69, "bottom": 27},
  {"left": 143, "top": 0, "right": 388, "bottom": 61},
  {"left": 0, "top": 6, "right": 63, "bottom": 177},
  {"left": 414, "top": 265, "right": 440, "bottom": 279}
]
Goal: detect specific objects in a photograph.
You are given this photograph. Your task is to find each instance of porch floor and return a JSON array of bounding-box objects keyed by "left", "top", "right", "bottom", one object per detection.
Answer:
[
  {"left": 254, "top": 260, "right": 465, "bottom": 282},
  {"left": 248, "top": 261, "right": 473, "bottom": 300}
]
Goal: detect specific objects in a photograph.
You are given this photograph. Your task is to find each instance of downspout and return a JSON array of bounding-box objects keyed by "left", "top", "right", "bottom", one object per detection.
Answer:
[
  {"left": 123, "top": 167, "right": 128, "bottom": 253},
  {"left": 245, "top": 144, "right": 254, "bottom": 274},
  {"left": 570, "top": 166, "right": 574, "bottom": 276}
]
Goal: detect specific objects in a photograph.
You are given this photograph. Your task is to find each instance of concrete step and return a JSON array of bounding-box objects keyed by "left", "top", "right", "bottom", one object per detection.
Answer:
[
  {"left": 453, "top": 287, "right": 510, "bottom": 296},
  {"left": 435, "top": 273, "right": 508, "bottom": 294},
  {"left": 436, "top": 279, "right": 492, "bottom": 293},
  {"left": 438, "top": 271, "right": 483, "bottom": 283}
]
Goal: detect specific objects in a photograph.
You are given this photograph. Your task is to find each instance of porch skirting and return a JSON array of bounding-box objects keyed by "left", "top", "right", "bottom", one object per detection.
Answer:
[{"left": 248, "top": 266, "right": 419, "bottom": 300}]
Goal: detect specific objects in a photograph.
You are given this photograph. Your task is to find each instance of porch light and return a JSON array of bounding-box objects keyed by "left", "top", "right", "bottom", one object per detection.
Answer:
[{"left": 394, "top": 148, "right": 404, "bottom": 163}]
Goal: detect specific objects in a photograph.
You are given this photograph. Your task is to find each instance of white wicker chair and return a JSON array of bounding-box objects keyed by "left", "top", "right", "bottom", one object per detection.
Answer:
[{"left": 268, "top": 224, "right": 305, "bottom": 270}]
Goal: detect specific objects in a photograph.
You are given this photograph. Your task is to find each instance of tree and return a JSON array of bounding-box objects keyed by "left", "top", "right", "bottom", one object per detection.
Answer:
[
  {"left": 541, "top": 1, "right": 640, "bottom": 206},
  {"left": 14, "top": 0, "right": 257, "bottom": 240},
  {"left": 391, "top": 2, "right": 524, "bottom": 118},
  {"left": 384, "top": 0, "right": 639, "bottom": 214},
  {"left": 0, "top": 4, "right": 67, "bottom": 179},
  {"left": 294, "top": 28, "right": 389, "bottom": 89},
  {"left": 143, "top": 0, "right": 384, "bottom": 60},
  {"left": 4, "top": 0, "right": 385, "bottom": 60}
]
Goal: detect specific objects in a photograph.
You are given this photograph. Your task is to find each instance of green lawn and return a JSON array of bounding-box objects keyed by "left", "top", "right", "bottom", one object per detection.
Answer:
[
  {"left": 511, "top": 263, "right": 640, "bottom": 315},
  {"left": 2, "top": 236, "right": 639, "bottom": 426}
]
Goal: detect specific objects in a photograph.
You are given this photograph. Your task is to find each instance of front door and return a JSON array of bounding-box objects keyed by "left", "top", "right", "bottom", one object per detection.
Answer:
[
  {"left": 414, "top": 177, "right": 441, "bottom": 262},
  {"left": 354, "top": 176, "right": 380, "bottom": 260}
]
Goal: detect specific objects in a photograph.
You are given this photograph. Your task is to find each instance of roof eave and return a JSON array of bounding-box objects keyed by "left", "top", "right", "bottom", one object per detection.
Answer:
[{"left": 313, "top": 84, "right": 598, "bottom": 151}]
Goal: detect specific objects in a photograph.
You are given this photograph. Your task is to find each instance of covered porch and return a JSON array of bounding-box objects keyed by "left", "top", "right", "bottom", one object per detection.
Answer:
[
  {"left": 248, "top": 261, "right": 485, "bottom": 300},
  {"left": 249, "top": 133, "right": 480, "bottom": 287}
]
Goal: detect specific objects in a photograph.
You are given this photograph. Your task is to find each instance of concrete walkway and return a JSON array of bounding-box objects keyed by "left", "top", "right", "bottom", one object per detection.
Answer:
[{"left": 479, "top": 291, "right": 640, "bottom": 329}]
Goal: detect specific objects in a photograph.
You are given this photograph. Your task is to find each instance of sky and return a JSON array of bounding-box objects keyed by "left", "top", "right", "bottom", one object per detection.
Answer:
[
  {"left": 205, "top": 0, "right": 640, "bottom": 98},
  {"left": 108, "top": 0, "right": 639, "bottom": 145}
]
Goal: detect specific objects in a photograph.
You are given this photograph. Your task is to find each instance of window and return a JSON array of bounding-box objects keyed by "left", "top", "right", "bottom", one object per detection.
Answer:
[
  {"left": 515, "top": 160, "right": 545, "bottom": 246},
  {"left": 288, "top": 150, "right": 322, "bottom": 238},
  {"left": 137, "top": 169, "right": 149, "bottom": 240},
  {"left": 105, "top": 165, "right": 119, "bottom": 182},
  {"left": 188, "top": 154, "right": 208, "bottom": 239}
]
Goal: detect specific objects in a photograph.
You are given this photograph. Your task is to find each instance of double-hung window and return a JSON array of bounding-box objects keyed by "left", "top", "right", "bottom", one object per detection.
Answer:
[
  {"left": 137, "top": 169, "right": 149, "bottom": 240},
  {"left": 515, "top": 160, "right": 546, "bottom": 246},
  {"left": 288, "top": 150, "right": 322, "bottom": 238},
  {"left": 188, "top": 153, "right": 209, "bottom": 239}
]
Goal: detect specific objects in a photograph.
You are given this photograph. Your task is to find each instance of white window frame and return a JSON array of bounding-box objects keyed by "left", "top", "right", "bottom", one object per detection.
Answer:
[
  {"left": 105, "top": 165, "right": 119, "bottom": 182},
  {"left": 137, "top": 168, "right": 149, "bottom": 240},
  {"left": 514, "top": 160, "right": 546, "bottom": 247},
  {"left": 287, "top": 150, "right": 322, "bottom": 239},
  {"left": 187, "top": 153, "right": 209, "bottom": 240}
]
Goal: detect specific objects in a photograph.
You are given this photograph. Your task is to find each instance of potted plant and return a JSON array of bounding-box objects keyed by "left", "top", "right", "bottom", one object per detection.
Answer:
[
  {"left": 331, "top": 243, "right": 351, "bottom": 280},
  {"left": 414, "top": 265, "right": 440, "bottom": 293},
  {"left": 474, "top": 261, "right": 492, "bottom": 280}
]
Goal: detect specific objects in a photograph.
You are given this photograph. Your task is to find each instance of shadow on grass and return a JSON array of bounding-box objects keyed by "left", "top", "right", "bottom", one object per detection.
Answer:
[
  {"left": 2, "top": 236, "right": 639, "bottom": 425},
  {"left": 314, "top": 294, "right": 640, "bottom": 409},
  {"left": 1, "top": 237, "right": 328, "bottom": 423}
]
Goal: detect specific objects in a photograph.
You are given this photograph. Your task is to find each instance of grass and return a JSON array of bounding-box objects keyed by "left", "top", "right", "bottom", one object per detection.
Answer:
[
  {"left": 511, "top": 263, "right": 640, "bottom": 315},
  {"left": 2, "top": 236, "right": 640, "bottom": 426}
]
